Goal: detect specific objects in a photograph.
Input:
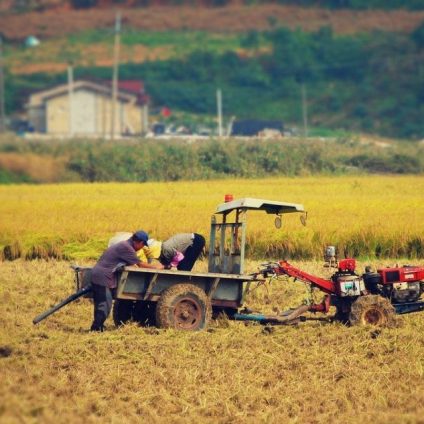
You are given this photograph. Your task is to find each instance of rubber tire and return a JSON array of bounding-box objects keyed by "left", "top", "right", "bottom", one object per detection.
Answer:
[
  {"left": 113, "top": 299, "right": 134, "bottom": 326},
  {"left": 155, "top": 284, "right": 211, "bottom": 331},
  {"left": 349, "top": 295, "right": 396, "bottom": 327}
]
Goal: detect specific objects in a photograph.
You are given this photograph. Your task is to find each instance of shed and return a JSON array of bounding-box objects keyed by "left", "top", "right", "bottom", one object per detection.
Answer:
[{"left": 26, "top": 80, "right": 149, "bottom": 136}]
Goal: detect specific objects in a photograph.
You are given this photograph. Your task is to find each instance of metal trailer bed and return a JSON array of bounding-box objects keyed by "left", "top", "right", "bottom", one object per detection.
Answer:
[
  {"left": 115, "top": 267, "right": 254, "bottom": 308},
  {"left": 72, "top": 264, "right": 257, "bottom": 330}
]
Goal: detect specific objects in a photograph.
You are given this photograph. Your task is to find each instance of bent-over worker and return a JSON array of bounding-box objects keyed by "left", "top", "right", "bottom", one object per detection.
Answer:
[
  {"left": 160, "top": 233, "right": 205, "bottom": 271},
  {"left": 90, "top": 230, "right": 163, "bottom": 332}
]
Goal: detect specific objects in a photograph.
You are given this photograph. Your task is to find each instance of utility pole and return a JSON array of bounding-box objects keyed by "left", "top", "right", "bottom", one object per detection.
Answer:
[
  {"left": 0, "top": 36, "right": 6, "bottom": 133},
  {"left": 111, "top": 11, "right": 121, "bottom": 140},
  {"left": 142, "top": 104, "right": 149, "bottom": 136},
  {"left": 217, "top": 88, "right": 223, "bottom": 138},
  {"left": 301, "top": 82, "right": 308, "bottom": 138},
  {"left": 67, "top": 64, "right": 74, "bottom": 137}
]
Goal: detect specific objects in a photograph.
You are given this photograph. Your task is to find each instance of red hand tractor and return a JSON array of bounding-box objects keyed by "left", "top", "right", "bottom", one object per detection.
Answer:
[{"left": 243, "top": 250, "right": 424, "bottom": 326}]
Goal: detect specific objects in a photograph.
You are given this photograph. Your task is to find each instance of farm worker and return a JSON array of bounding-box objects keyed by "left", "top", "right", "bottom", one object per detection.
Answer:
[
  {"left": 90, "top": 230, "right": 163, "bottom": 332},
  {"left": 160, "top": 233, "right": 205, "bottom": 271},
  {"left": 170, "top": 251, "right": 185, "bottom": 268},
  {"left": 144, "top": 238, "right": 162, "bottom": 262},
  {"left": 108, "top": 232, "right": 161, "bottom": 263}
]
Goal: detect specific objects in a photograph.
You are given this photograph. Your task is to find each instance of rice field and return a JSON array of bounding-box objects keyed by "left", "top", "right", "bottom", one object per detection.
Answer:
[
  {"left": 1, "top": 175, "right": 424, "bottom": 260},
  {"left": 1, "top": 176, "right": 424, "bottom": 423}
]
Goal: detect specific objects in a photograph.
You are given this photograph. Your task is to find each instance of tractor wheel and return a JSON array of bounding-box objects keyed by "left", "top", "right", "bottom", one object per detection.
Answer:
[
  {"left": 113, "top": 299, "right": 134, "bottom": 326},
  {"left": 156, "top": 284, "right": 211, "bottom": 330},
  {"left": 349, "top": 295, "right": 396, "bottom": 327}
]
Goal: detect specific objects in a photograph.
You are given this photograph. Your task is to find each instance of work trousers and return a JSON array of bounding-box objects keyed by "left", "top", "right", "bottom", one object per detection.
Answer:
[
  {"left": 177, "top": 233, "right": 206, "bottom": 271},
  {"left": 91, "top": 283, "right": 114, "bottom": 331}
]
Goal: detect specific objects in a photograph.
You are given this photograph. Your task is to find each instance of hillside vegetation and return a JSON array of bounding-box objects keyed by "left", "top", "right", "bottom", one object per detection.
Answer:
[
  {"left": 0, "top": 136, "right": 423, "bottom": 184},
  {"left": 2, "top": 0, "right": 424, "bottom": 16},
  {"left": 2, "top": 5, "right": 424, "bottom": 41},
  {"left": 1, "top": 3, "right": 424, "bottom": 138},
  {"left": 4, "top": 22, "right": 424, "bottom": 139}
]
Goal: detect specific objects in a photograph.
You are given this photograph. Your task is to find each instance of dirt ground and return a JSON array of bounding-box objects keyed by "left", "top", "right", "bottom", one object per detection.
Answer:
[{"left": 1, "top": 5, "right": 423, "bottom": 41}]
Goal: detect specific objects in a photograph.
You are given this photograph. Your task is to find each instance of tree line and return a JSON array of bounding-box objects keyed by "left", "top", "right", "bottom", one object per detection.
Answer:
[{"left": 0, "top": 137, "right": 422, "bottom": 184}]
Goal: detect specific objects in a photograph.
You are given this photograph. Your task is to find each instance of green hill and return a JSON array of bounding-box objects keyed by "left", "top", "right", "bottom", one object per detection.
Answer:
[{"left": 1, "top": 4, "right": 424, "bottom": 139}]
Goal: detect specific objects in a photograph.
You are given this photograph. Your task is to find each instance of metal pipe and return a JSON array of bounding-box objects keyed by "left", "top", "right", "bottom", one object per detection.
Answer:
[
  {"left": 33, "top": 285, "right": 92, "bottom": 325},
  {"left": 234, "top": 304, "right": 310, "bottom": 325},
  {"left": 394, "top": 301, "right": 424, "bottom": 315}
]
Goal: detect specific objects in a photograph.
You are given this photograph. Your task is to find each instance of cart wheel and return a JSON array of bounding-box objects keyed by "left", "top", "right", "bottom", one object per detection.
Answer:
[
  {"left": 113, "top": 299, "right": 134, "bottom": 326},
  {"left": 349, "top": 295, "right": 396, "bottom": 327},
  {"left": 156, "top": 284, "right": 211, "bottom": 330}
]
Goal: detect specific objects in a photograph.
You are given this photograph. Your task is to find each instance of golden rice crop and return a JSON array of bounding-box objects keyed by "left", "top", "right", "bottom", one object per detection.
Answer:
[
  {"left": 1, "top": 175, "right": 424, "bottom": 260},
  {"left": 1, "top": 259, "right": 423, "bottom": 423}
]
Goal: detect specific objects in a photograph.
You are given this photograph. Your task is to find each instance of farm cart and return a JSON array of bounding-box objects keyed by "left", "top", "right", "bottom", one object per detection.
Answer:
[
  {"left": 33, "top": 196, "right": 424, "bottom": 330},
  {"left": 33, "top": 197, "right": 307, "bottom": 330}
]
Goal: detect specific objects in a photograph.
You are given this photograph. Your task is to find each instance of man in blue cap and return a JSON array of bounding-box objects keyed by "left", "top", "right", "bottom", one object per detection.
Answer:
[{"left": 90, "top": 230, "right": 163, "bottom": 332}]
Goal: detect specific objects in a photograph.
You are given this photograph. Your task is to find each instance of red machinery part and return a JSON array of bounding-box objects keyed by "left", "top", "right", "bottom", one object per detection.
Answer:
[
  {"left": 278, "top": 260, "right": 336, "bottom": 295},
  {"left": 309, "top": 295, "right": 331, "bottom": 313},
  {"left": 378, "top": 266, "right": 424, "bottom": 284},
  {"left": 338, "top": 258, "right": 356, "bottom": 273}
]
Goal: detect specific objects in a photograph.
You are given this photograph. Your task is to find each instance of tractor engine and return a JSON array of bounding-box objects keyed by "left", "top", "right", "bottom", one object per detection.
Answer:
[
  {"left": 331, "top": 259, "right": 365, "bottom": 297},
  {"left": 363, "top": 265, "right": 424, "bottom": 304}
]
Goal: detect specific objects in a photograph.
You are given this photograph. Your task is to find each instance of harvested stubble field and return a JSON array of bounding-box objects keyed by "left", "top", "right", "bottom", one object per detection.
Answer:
[{"left": 1, "top": 259, "right": 424, "bottom": 423}]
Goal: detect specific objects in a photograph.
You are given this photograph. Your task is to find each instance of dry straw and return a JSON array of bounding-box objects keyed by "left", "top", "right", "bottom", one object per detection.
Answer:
[{"left": 0, "top": 260, "right": 423, "bottom": 423}]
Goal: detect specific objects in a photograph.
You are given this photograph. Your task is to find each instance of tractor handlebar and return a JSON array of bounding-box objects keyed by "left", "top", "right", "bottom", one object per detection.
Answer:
[{"left": 257, "top": 262, "right": 280, "bottom": 277}]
